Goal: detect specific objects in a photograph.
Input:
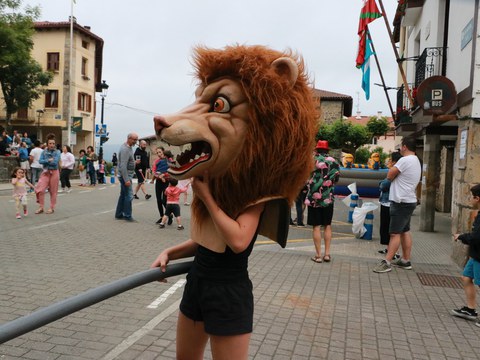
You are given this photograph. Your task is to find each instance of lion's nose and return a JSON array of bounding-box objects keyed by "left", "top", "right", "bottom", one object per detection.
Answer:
[{"left": 154, "top": 116, "right": 170, "bottom": 136}]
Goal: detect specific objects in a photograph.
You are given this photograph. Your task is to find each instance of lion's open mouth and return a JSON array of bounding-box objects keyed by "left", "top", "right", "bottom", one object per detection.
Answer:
[{"left": 169, "top": 141, "right": 212, "bottom": 174}]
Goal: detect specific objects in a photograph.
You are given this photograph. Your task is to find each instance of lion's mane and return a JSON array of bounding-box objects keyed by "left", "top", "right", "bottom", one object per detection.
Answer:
[{"left": 191, "top": 45, "right": 317, "bottom": 221}]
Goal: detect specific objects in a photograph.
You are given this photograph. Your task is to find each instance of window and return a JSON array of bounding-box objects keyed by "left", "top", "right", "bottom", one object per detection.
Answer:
[
  {"left": 45, "top": 90, "right": 59, "bottom": 108},
  {"left": 82, "top": 40, "right": 89, "bottom": 49},
  {"left": 47, "top": 52, "right": 60, "bottom": 71},
  {"left": 81, "top": 57, "right": 88, "bottom": 76},
  {"left": 78, "top": 92, "right": 92, "bottom": 112}
]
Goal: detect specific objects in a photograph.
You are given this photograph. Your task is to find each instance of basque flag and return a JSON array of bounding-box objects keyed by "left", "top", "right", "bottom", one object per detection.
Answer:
[{"left": 356, "top": 0, "right": 382, "bottom": 68}]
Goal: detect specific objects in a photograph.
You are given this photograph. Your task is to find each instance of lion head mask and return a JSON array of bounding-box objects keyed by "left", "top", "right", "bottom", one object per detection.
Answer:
[{"left": 154, "top": 45, "right": 317, "bottom": 247}]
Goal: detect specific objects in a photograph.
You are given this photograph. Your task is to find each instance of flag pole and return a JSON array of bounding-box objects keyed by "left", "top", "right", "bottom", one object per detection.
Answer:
[
  {"left": 377, "top": 0, "right": 415, "bottom": 108},
  {"left": 68, "top": 0, "right": 74, "bottom": 147},
  {"left": 366, "top": 29, "right": 395, "bottom": 119}
]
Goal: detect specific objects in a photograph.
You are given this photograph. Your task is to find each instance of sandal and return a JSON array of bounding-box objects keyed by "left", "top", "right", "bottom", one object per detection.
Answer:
[
  {"left": 323, "top": 255, "right": 331, "bottom": 262},
  {"left": 35, "top": 208, "right": 44, "bottom": 214},
  {"left": 46, "top": 209, "right": 54, "bottom": 214},
  {"left": 311, "top": 256, "right": 323, "bottom": 263}
]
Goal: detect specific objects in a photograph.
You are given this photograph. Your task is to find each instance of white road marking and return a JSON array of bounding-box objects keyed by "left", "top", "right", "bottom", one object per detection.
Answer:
[
  {"left": 101, "top": 299, "right": 181, "bottom": 360},
  {"left": 98, "top": 187, "right": 107, "bottom": 191},
  {"left": 147, "top": 279, "right": 186, "bottom": 309},
  {"left": 30, "top": 220, "right": 67, "bottom": 229},
  {"left": 79, "top": 190, "right": 92, "bottom": 193},
  {"left": 97, "top": 209, "right": 114, "bottom": 214}
]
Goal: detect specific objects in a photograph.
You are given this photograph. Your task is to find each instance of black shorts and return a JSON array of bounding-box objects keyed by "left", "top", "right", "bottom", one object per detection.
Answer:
[
  {"left": 165, "top": 204, "right": 180, "bottom": 217},
  {"left": 307, "top": 204, "right": 334, "bottom": 226},
  {"left": 135, "top": 169, "right": 145, "bottom": 183},
  {"left": 180, "top": 269, "right": 254, "bottom": 336},
  {"left": 389, "top": 201, "right": 416, "bottom": 233}
]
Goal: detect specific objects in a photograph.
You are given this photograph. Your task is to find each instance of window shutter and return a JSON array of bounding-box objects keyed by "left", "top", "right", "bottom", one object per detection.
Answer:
[{"left": 78, "top": 93, "right": 82, "bottom": 110}]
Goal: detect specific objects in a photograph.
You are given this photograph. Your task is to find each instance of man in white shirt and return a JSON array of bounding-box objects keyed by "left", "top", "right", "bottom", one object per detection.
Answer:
[
  {"left": 373, "top": 137, "right": 421, "bottom": 273},
  {"left": 29, "top": 140, "right": 44, "bottom": 185}
]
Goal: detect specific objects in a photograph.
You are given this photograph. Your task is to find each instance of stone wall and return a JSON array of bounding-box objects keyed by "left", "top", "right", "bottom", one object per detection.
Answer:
[
  {"left": 436, "top": 146, "right": 454, "bottom": 212},
  {"left": 321, "top": 101, "right": 344, "bottom": 124},
  {"left": 0, "top": 156, "right": 20, "bottom": 182},
  {"left": 451, "top": 119, "right": 480, "bottom": 266}
]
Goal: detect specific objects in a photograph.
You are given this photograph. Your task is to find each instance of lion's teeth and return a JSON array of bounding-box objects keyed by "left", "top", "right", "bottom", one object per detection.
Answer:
[{"left": 194, "top": 154, "right": 200, "bottom": 160}]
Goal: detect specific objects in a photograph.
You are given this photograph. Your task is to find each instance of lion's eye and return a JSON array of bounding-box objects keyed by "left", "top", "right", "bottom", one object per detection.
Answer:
[{"left": 211, "top": 96, "right": 231, "bottom": 113}]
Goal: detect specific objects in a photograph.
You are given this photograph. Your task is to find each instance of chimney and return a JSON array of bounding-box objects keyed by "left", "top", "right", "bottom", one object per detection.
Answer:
[
  {"left": 355, "top": 111, "right": 362, "bottom": 120},
  {"left": 84, "top": 26, "right": 91, "bottom": 30},
  {"left": 377, "top": 111, "right": 383, "bottom": 118}
]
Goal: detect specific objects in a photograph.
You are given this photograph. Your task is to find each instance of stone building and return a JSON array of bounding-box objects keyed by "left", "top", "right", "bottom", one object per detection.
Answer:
[
  {"left": 313, "top": 89, "right": 353, "bottom": 124},
  {"left": 0, "top": 20, "right": 105, "bottom": 153},
  {"left": 393, "top": 0, "right": 480, "bottom": 265}
]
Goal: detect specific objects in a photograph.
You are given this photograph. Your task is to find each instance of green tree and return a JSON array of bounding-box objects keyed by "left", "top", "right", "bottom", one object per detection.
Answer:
[
  {"left": 0, "top": 0, "right": 52, "bottom": 128},
  {"left": 366, "top": 116, "right": 390, "bottom": 140},
  {"left": 317, "top": 119, "right": 371, "bottom": 154}
]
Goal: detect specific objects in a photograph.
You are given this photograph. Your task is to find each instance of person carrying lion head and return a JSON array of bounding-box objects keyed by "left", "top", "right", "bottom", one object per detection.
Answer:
[{"left": 150, "top": 44, "right": 317, "bottom": 359}]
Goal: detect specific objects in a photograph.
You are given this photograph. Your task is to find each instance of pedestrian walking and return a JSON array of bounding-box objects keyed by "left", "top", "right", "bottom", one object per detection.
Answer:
[
  {"left": 158, "top": 178, "right": 189, "bottom": 230},
  {"left": 153, "top": 147, "right": 169, "bottom": 224},
  {"left": 133, "top": 140, "right": 152, "bottom": 200},
  {"left": 114, "top": 133, "right": 137, "bottom": 222},
  {"left": 11, "top": 167, "right": 34, "bottom": 219},
  {"left": 450, "top": 183, "right": 480, "bottom": 327},
  {"left": 35, "top": 133, "right": 61, "bottom": 214},
  {"left": 305, "top": 140, "right": 340, "bottom": 263},
  {"left": 86, "top": 146, "right": 98, "bottom": 186},
  {"left": 29, "top": 140, "right": 43, "bottom": 185},
  {"left": 59, "top": 145, "right": 75, "bottom": 193},
  {"left": 373, "top": 137, "right": 422, "bottom": 273},
  {"left": 78, "top": 149, "right": 88, "bottom": 186}
]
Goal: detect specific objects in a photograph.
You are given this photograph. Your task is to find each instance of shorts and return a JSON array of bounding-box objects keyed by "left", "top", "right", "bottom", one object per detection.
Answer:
[
  {"left": 463, "top": 258, "right": 480, "bottom": 286},
  {"left": 165, "top": 203, "right": 180, "bottom": 217},
  {"left": 135, "top": 169, "right": 145, "bottom": 183},
  {"left": 389, "top": 201, "right": 416, "bottom": 233},
  {"left": 307, "top": 204, "right": 334, "bottom": 226},
  {"left": 180, "top": 269, "right": 254, "bottom": 336}
]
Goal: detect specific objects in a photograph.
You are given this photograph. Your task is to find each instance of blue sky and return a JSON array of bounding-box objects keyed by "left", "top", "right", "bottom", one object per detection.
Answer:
[{"left": 23, "top": 0, "right": 399, "bottom": 145}]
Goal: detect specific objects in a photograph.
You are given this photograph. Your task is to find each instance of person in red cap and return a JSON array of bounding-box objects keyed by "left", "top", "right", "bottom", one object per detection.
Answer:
[{"left": 305, "top": 140, "right": 340, "bottom": 263}]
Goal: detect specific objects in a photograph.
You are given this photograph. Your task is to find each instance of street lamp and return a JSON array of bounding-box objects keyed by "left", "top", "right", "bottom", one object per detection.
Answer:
[
  {"left": 99, "top": 80, "right": 109, "bottom": 160},
  {"left": 36, "top": 109, "right": 44, "bottom": 142}
]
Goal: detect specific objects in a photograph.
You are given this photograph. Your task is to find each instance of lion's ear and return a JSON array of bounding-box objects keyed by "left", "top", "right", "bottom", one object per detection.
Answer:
[{"left": 271, "top": 57, "right": 298, "bottom": 88}]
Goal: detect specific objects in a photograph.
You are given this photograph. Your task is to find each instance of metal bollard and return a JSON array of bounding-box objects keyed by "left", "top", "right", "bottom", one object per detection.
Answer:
[
  {"left": 348, "top": 194, "right": 359, "bottom": 223},
  {"left": 110, "top": 168, "right": 115, "bottom": 184},
  {"left": 362, "top": 211, "right": 374, "bottom": 240}
]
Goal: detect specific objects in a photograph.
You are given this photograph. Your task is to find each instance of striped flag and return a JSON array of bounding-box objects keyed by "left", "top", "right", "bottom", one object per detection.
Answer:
[{"left": 356, "top": 0, "right": 382, "bottom": 67}]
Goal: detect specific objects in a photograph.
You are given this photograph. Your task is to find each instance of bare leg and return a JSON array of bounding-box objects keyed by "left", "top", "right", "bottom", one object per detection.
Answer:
[
  {"left": 134, "top": 183, "right": 141, "bottom": 195},
  {"left": 140, "top": 183, "right": 147, "bottom": 195},
  {"left": 400, "top": 231, "right": 413, "bottom": 261},
  {"left": 385, "top": 233, "right": 401, "bottom": 262},
  {"left": 312, "top": 225, "right": 322, "bottom": 258},
  {"left": 462, "top": 277, "right": 477, "bottom": 309},
  {"left": 210, "top": 333, "right": 251, "bottom": 360},
  {"left": 324, "top": 225, "right": 332, "bottom": 256},
  {"left": 176, "top": 312, "right": 208, "bottom": 360}
]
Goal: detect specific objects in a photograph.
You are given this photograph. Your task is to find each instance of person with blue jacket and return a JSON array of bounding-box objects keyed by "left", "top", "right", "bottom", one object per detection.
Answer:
[{"left": 35, "top": 133, "right": 61, "bottom": 214}]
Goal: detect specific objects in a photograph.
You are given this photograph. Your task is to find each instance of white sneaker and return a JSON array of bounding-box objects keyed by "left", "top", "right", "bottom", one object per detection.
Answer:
[
  {"left": 58, "top": 189, "right": 64, "bottom": 193},
  {"left": 66, "top": 188, "right": 71, "bottom": 193}
]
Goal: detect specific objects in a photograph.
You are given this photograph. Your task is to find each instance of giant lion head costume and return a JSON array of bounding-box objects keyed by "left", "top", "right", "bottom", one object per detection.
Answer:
[{"left": 154, "top": 45, "right": 317, "bottom": 251}]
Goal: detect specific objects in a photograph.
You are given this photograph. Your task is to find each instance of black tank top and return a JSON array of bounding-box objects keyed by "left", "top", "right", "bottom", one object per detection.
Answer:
[{"left": 193, "top": 233, "right": 258, "bottom": 282}]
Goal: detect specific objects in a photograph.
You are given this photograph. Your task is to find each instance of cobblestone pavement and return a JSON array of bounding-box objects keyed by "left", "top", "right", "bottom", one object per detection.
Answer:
[{"left": 0, "top": 180, "right": 479, "bottom": 359}]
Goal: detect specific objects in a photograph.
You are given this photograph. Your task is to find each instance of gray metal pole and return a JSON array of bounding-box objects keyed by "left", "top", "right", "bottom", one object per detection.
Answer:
[{"left": 0, "top": 262, "right": 192, "bottom": 344}]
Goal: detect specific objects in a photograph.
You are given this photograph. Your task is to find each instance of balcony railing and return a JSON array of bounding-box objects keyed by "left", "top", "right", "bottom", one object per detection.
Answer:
[
  {"left": 415, "top": 47, "right": 446, "bottom": 88},
  {"left": 395, "top": 46, "right": 447, "bottom": 125}
]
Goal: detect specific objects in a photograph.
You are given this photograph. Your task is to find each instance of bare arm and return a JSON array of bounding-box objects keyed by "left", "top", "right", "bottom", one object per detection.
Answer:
[
  {"left": 192, "top": 171, "right": 265, "bottom": 253},
  {"left": 25, "top": 179, "right": 35, "bottom": 189},
  {"left": 386, "top": 166, "right": 400, "bottom": 181},
  {"left": 150, "top": 239, "right": 198, "bottom": 273}
]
